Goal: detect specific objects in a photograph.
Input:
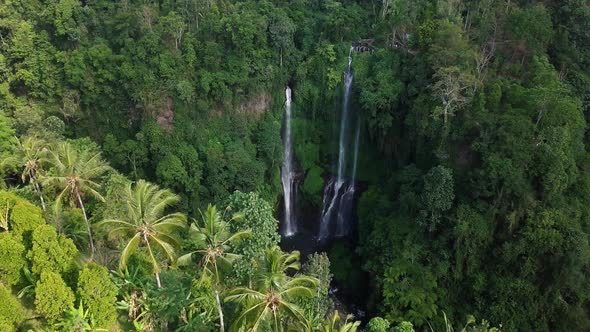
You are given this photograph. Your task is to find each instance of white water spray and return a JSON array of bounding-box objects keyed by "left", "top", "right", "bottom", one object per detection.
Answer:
[
  {"left": 281, "top": 87, "right": 296, "bottom": 236},
  {"left": 319, "top": 47, "right": 359, "bottom": 240}
]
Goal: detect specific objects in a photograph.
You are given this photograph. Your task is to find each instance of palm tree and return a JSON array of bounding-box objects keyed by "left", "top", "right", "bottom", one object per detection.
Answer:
[
  {"left": 178, "top": 204, "right": 251, "bottom": 332},
  {"left": 5, "top": 136, "right": 48, "bottom": 211},
  {"left": 320, "top": 311, "right": 360, "bottom": 332},
  {"left": 42, "top": 142, "right": 110, "bottom": 255},
  {"left": 178, "top": 204, "right": 250, "bottom": 282},
  {"left": 225, "top": 246, "right": 318, "bottom": 332},
  {"left": 99, "top": 180, "right": 186, "bottom": 288}
]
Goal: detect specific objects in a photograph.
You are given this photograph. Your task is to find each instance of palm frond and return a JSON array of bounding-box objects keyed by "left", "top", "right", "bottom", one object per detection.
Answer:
[{"left": 120, "top": 233, "right": 141, "bottom": 270}]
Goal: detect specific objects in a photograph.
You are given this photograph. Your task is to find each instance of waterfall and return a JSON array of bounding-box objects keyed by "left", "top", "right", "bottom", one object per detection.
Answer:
[
  {"left": 351, "top": 121, "right": 361, "bottom": 182},
  {"left": 335, "top": 121, "right": 361, "bottom": 236},
  {"left": 281, "top": 87, "right": 296, "bottom": 237},
  {"left": 319, "top": 47, "right": 359, "bottom": 241}
]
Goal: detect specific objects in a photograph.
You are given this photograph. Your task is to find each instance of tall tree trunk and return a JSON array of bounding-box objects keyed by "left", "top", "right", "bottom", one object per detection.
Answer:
[
  {"left": 31, "top": 175, "right": 46, "bottom": 212},
  {"left": 144, "top": 233, "right": 162, "bottom": 288},
  {"left": 215, "top": 289, "right": 225, "bottom": 332},
  {"left": 76, "top": 191, "right": 95, "bottom": 256},
  {"left": 156, "top": 272, "right": 162, "bottom": 288}
]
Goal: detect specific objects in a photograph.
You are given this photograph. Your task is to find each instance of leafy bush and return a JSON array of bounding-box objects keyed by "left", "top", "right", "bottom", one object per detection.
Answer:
[
  {"left": 0, "top": 285, "right": 25, "bottom": 331},
  {"left": 0, "top": 232, "right": 26, "bottom": 286},
  {"left": 77, "top": 263, "right": 118, "bottom": 328},
  {"left": 28, "top": 224, "right": 78, "bottom": 276},
  {"left": 0, "top": 191, "right": 44, "bottom": 239},
  {"left": 35, "top": 271, "right": 75, "bottom": 322},
  {"left": 225, "top": 191, "right": 280, "bottom": 284},
  {"left": 367, "top": 317, "right": 391, "bottom": 332}
]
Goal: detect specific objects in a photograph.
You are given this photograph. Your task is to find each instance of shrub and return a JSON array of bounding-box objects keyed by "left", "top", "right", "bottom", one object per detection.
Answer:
[
  {"left": 0, "top": 191, "right": 44, "bottom": 239},
  {"left": 0, "top": 285, "right": 25, "bottom": 330},
  {"left": 0, "top": 232, "right": 26, "bottom": 286},
  {"left": 35, "top": 271, "right": 75, "bottom": 322},
  {"left": 28, "top": 224, "right": 77, "bottom": 276},
  {"left": 77, "top": 263, "right": 118, "bottom": 328},
  {"left": 367, "top": 317, "right": 391, "bottom": 332}
]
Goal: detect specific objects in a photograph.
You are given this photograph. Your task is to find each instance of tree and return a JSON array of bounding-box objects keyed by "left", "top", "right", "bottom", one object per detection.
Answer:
[
  {"left": 9, "top": 136, "right": 48, "bottom": 211},
  {"left": 0, "top": 233, "right": 26, "bottom": 286},
  {"left": 297, "top": 253, "right": 333, "bottom": 328},
  {"left": 34, "top": 271, "right": 75, "bottom": 322},
  {"left": 178, "top": 204, "right": 251, "bottom": 332},
  {"left": 431, "top": 66, "right": 475, "bottom": 124},
  {"left": 42, "top": 142, "right": 110, "bottom": 255},
  {"left": 0, "top": 285, "right": 25, "bottom": 331},
  {"left": 321, "top": 311, "right": 361, "bottom": 332},
  {"left": 418, "top": 165, "right": 454, "bottom": 231},
  {"left": 392, "top": 321, "right": 415, "bottom": 332},
  {"left": 0, "top": 111, "right": 15, "bottom": 166},
  {"left": 28, "top": 224, "right": 78, "bottom": 276},
  {"left": 382, "top": 259, "right": 439, "bottom": 326},
  {"left": 52, "top": 303, "right": 92, "bottom": 332},
  {"left": 268, "top": 11, "right": 295, "bottom": 66},
  {"left": 225, "top": 246, "right": 318, "bottom": 332},
  {"left": 0, "top": 190, "right": 44, "bottom": 238},
  {"left": 77, "top": 263, "right": 118, "bottom": 328},
  {"left": 366, "top": 317, "right": 390, "bottom": 332},
  {"left": 225, "top": 191, "right": 280, "bottom": 284},
  {"left": 99, "top": 180, "right": 186, "bottom": 288}
]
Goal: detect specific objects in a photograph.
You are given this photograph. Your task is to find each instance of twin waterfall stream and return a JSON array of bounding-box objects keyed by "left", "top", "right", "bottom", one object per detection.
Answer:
[{"left": 281, "top": 47, "right": 360, "bottom": 242}]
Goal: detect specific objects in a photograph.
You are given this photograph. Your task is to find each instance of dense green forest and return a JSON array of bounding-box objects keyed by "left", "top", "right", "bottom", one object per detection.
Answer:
[{"left": 0, "top": 0, "right": 589, "bottom": 331}]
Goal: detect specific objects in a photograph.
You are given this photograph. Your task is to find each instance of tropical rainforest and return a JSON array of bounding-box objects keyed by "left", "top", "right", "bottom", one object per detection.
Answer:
[{"left": 0, "top": 0, "right": 589, "bottom": 331}]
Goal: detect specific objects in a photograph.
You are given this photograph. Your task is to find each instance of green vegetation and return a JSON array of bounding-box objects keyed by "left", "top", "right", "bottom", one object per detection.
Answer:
[{"left": 0, "top": 0, "right": 589, "bottom": 331}]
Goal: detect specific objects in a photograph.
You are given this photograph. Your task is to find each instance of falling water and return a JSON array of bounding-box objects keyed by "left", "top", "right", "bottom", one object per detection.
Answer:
[
  {"left": 335, "top": 122, "right": 361, "bottom": 236},
  {"left": 281, "top": 87, "right": 296, "bottom": 236},
  {"left": 351, "top": 122, "right": 361, "bottom": 181},
  {"left": 319, "top": 47, "right": 358, "bottom": 240}
]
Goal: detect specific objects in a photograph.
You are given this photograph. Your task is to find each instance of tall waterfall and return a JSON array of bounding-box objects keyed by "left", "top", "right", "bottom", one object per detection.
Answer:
[
  {"left": 281, "top": 87, "right": 296, "bottom": 236},
  {"left": 319, "top": 47, "right": 360, "bottom": 240}
]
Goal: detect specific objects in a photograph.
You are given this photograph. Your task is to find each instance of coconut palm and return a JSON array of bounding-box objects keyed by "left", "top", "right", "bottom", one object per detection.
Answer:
[
  {"left": 5, "top": 136, "right": 48, "bottom": 211},
  {"left": 178, "top": 204, "right": 250, "bottom": 282},
  {"left": 99, "top": 180, "right": 186, "bottom": 288},
  {"left": 320, "top": 311, "right": 360, "bottom": 332},
  {"left": 42, "top": 142, "right": 110, "bottom": 255},
  {"left": 178, "top": 204, "right": 250, "bottom": 332},
  {"left": 225, "top": 246, "right": 318, "bottom": 332},
  {"left": 254, "top": 246, "right": 303, "bottom": 291}
]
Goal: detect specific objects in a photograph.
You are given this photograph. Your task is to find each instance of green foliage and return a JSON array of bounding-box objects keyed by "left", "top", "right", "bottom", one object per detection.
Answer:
[
  {"left": 0, "top": 316, "right": 14, "bottom": 332},
  {"left": 225, "top": 191, "right": 280, "bottom": 284},
  {"left": 0, "top": 285, "right": 25, "bottom": 331},
  {"left": 28, "top": 224, "right": 77, "bottom": 276},
  {"left": 328, "top": 242, "right": 365, "bottom": 294},
  {"left": 178, "top": 204, "right": 250, "bottom": 285},
  {"left": 302, "top": 166, "right": 324, "bottom": 205},
  {"left": 52, "top": 302, "right": 93, "bottom": 332},
  {"left": 355, "top": 51, "right": 404, "bottom": 144},
  {"left": 418, "top": 165, "right": 454, "bottom": 231},
  {"left": 225, "top": 246, "right": 318, "bottom": 332},
  {"left": 508, "top": 5, "right": 553, "bottom": 59},
  {"left": 321, "top": 310, "right": 361, "bottom": 332},
  {"left": 0, "top": 190, "right": 44, "bottom": 238},
  {"left": 144, "top": 270, "right": 204, "bottom": 330},
  {"left": 0, "top": 232, "right": 26, "bottom": 286},
  {"left": 366, "top": 317, "right": 390, "bottom": 332},
  {"left": 1, "top": 0, "right": 590, "bottom": 331},
  {"left": 382, "top": 260, "right": 438, "bottom": 326},
  {"left": 392, "top": 321, "right": 415, "bottom": 332},
  {"left": 77, "top": 263, "right": 118, "bottom": 328},
  {"left": 35, "top": 271, "right": 75, "bottom": 322},
  {"left": 0, "top": 111, "right": 15, "bottom": 159},
  {"left": 297, "top": 253, "right": 333, "bottom": 326},
  {"left": 99, "top": 180, "right": 186, "bottom": 285}
]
